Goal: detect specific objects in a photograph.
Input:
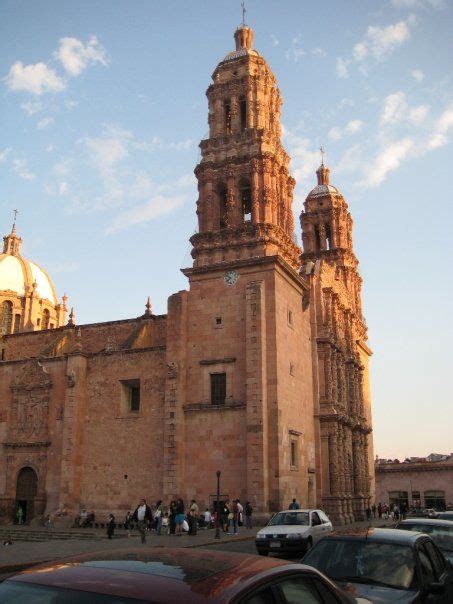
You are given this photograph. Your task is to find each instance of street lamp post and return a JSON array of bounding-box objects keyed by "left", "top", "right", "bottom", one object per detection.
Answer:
[{"left": 215, "top": 470, "right": 221, "bottom": 539}]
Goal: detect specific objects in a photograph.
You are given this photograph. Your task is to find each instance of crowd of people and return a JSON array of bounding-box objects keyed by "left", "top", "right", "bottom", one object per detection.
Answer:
[
  {"left": 99, "top": 498, "right": 254, "bottom": 542},
  {"left": 365, "top": 502, "right": 408, "bottom": 521}
]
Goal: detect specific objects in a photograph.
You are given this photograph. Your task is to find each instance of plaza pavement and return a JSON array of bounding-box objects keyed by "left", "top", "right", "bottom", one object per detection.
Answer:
[{"left": 0, "top": 516, "right": 394, "bottom": 575}]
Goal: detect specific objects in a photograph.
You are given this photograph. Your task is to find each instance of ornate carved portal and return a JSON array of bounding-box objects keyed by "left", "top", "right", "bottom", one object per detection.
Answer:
[{"left": 1, "top": 360, "right": 51, "bottom": 522}]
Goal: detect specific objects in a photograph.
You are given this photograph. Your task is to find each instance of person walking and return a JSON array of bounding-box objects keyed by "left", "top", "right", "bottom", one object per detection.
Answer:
[
  {"left": 124, "top": 511, "right": 132, "bottom": 531},
  {"left": 236, "top": 499, "right": 244, "bottom": 527},
  {"left": 107, "top": 514, "right": 115, "bottom": 540},
  {"left": 132, "top": 499, "right": 152, "bottom": 544},
  {"left": 289, "top": 498, "right": 300, "bottom": 510},
  {"left": 245, "top": 501, "right": 253, "bottom": 529},
  {"left": 154, "top": 500, "right": 163, "bottom": 535},
  {"left": 377, "top": 502, "right": 382, "bottom": 519}
]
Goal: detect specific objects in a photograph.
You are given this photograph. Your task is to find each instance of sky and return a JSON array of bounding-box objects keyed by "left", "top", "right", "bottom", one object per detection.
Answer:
[{"left": 1, "top": 0, "right": 452, "bottom": 460}]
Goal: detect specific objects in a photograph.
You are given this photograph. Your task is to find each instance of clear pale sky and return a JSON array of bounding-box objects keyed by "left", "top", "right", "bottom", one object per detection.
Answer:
[{"left": 1, "top": 0, "right": 452, "bottom": 460}]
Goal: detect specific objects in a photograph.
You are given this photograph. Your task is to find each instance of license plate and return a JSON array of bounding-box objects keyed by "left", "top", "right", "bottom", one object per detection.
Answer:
[{"left": 270, "top": 541, "right": 281, "bottom": 548}]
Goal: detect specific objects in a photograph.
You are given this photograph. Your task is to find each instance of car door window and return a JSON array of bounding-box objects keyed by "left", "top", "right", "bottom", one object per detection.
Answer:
[
  {"left": 417, "top": 544, "right": 436, "bottom": 584},
  {"left": 318, "top": 511, "right": 330, "bottom": 524},
  {"left": 311, "top": 512, "right": 321, "bottom": 526},
  {"left": 278, "top": 577, "right": 325, "bottom": 603},
  {"left": 241, "top": 586, "right": 277, "bottom": 604},
  {"left": 311, "top": 578, "right": 341, "bottom": 603},
  {"left": 423, "top": 541, "right": 446, "bottom": 580}
]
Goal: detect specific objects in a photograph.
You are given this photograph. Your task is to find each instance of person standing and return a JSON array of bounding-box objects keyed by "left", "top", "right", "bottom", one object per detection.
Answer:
[
  {"left": 228, "top": 500, "right": 239, "bottom": 535},
  {"left": 133, "top": 499, "right": 152, "bottom": 544},
  {"left": 124, "top": 511, "right": 132, "bottom": 531},
  {"left": 154, "top": 500, "right": 163, "bottom": 535},
  {"left": 377, "top": 502, "right": 382, "bottom": 519},
  {"left": 169, "top": 500, "right": 177, "bottom": 535},
  {"left": 289, "top": 498, "right": 300, "bottom": 510},
  {"left": 107, "top": 514, "right": 115, "bottom": 540},
  {"left": 175, "top": 498, "right": 185, "bottom": 536},
  {"left": 189, "top": 499, "right": 199, "bottom": 535},
  {"left": 236, "top": 499, "right": 244, "bottom": 527},
  {"left": 16, "top": 505, "right": 24, "bottom": 525},
  {"left": 245, "top": 501, "right": 253, "bottom": 529}
]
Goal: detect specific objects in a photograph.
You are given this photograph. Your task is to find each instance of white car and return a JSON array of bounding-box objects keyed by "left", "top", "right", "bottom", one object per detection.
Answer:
[{"left": 255, "top": 509, "right": 333, "bottom": 556}]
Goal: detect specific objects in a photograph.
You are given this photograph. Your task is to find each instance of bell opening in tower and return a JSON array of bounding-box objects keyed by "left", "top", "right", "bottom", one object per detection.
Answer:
[
  {"left": 240, "top": 97, "right": 247, "bottom": 131},
  {"left": 240, "top": 181, "right": 252, "bottom": 222},
  {"left": 224, "top": 100, "right": 232, "bottom": 134}
]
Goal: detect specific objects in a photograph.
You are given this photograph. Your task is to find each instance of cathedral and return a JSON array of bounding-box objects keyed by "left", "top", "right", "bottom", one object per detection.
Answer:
[{"left": 0, "top": 24, "right": 374, "bottom": 526}]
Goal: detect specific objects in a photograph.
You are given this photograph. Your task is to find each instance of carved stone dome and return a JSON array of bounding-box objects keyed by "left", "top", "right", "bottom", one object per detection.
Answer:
[
  {"left": 0, "top": 253, "right": 57, "bottom": 305},
  {"left": 0, "top": 222, "right": 66, "bottom": 334}
]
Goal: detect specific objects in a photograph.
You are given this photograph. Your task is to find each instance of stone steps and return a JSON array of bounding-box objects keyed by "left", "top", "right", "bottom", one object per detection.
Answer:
[{"left": 0, "top": 528, "right": 104, "bottom": 541}]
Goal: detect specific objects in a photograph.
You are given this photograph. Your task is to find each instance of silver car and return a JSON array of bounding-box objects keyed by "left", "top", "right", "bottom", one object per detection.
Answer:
[{"left": 255, "top": 509, "right": 333, "bottom": 556}]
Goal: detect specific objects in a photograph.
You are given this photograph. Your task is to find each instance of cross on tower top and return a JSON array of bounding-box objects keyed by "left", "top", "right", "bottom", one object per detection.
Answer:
[
  {"left": 241, "top": 2, "right": 246, "bottom": 26},
  {"left": 319, "top": 146, "right": 325, "bottom": 166}
]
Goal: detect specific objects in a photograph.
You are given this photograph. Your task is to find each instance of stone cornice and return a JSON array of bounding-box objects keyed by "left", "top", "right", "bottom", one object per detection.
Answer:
[{"left": 182, "top": 253, "right": 308, "bottom": 291}]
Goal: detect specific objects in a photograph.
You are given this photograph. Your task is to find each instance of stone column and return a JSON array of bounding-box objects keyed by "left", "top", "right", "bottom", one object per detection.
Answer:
[
  {"left": 245, "top": 281, "right": 269, "bottom": 520},
  {"left": 162, "top": 291, "right": 188, "bottom": 502},
  {"left": 59, "top": 352, "right": 88, "bottom": 514}
]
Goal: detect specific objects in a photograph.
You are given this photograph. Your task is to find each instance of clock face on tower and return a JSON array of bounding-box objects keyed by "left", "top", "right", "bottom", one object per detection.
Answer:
[{"left": 224, "top": 270, "right": 239, "bottom": 286}]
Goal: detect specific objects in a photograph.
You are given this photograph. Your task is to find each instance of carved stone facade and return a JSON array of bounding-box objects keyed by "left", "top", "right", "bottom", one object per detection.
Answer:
[
  {"left": 300, "top": 164, "right": 374, "bottom": 523},
  {"left": 0, "top": 25, "right": 373, "bottom": 525}
]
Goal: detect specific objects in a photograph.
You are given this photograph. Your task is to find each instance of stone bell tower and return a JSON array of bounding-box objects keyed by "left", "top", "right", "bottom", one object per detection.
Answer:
[
  {"left": 191, "top": 23, "right": 300, "bottom": 269},
  {"left": 300, "top": 161, "right": 374, "bottom": 524},
  {"left": 170, "top": 24, "right": 316, "bottom": 517}
]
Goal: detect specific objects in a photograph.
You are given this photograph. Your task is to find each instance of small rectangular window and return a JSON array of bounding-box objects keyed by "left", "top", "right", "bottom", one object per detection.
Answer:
[
  {"left": 120, "top": 379, "right": 140, "bottom": 413},
  {"left": 130, "top": 386, "right": 140, "bottom": 411},
  {"left": 290, "top": 440, "right": 298, "bottom": 467},
  {"left": 211, "top": 373, "right": 226, "bottom": 405}
]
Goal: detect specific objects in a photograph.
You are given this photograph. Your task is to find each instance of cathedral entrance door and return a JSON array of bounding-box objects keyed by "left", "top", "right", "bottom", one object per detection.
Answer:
[{"left": 16, "top": 467, "right": 38, "bottom": 523}]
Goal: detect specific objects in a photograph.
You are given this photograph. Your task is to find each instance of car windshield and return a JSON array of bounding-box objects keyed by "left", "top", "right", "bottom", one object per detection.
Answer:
[
  {"left": 399, "top": 524, "right": 453, "bottom": 552},
  {"left": 268, "top": 512, "right": 309, "bottom": 526},
  {"left": 0, "top": 581, "right": 150, "bottom": 603},
  {"left": 303, "top": 540, "right": 417, "bottom": 591}
]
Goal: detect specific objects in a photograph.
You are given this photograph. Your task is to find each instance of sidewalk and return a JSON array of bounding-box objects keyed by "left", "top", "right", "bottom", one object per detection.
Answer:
[{"left": 0, "top": 516, "right": 395, "bottom": 574}]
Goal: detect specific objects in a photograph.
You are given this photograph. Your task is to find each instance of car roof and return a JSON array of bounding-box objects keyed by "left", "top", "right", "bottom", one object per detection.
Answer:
[
  {"left": 399, "top": 518, "right": 453, "bottom": 527},
  {"left": 322, "top": 527, "right": 429, "bottom": 545},
  {"left": 6, "top": 547, "right": 325, "bottom": 603},
  {"left": 273, "top": 509, "right": 321, "bottom": 514}
]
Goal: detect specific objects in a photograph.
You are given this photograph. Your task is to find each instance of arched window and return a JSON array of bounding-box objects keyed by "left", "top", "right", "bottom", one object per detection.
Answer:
[
  {"left": 0, "top": 301, "right": 13, "bottom": 335},
  {"left": 13, "top": 314, "right": 20, "bottom": 333},
  {"left": 218, "top": 185, "right": 228, "bottom": 229},
  {"left": 239, "top": 180, "right": 252, "bottom": 222},
  {"left": 41, "top": 309, "right": 50, "bottom": 330}
]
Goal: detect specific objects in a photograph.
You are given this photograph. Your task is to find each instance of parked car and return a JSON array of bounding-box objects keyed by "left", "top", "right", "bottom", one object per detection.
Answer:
[
  {"left": 255, "top": 509, "right": 332, "bottom": 556},
  {"left": 437, "top": 512, "right": 453, "bottom": 521},
  {"left": 396, "top": 518, "right": 453, "bottom": 564},
  {"left": 0, "top": 546, "right": 362, "bottom": 603},
  {"left": 301, "top": 528, "right": 453, "bottom": 603}
]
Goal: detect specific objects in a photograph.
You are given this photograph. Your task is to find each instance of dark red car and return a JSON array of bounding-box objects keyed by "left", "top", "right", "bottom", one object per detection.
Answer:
[{"left": 0, "top": 547, "right": 361, "bottom": 603}]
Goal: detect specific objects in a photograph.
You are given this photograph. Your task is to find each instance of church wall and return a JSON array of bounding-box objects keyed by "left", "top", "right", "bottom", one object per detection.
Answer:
[
  {"left": 181, "top": 269, "right": 249, "bottom": 507},
  {"left": 79, "top": 348, "right": 166, "bottom": 518},
  {"left": 273, "top": 267, "right": 315, "bottom": 510},
  {"left": 3, "top": 316, "right": 167, "bottom": 361}
]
